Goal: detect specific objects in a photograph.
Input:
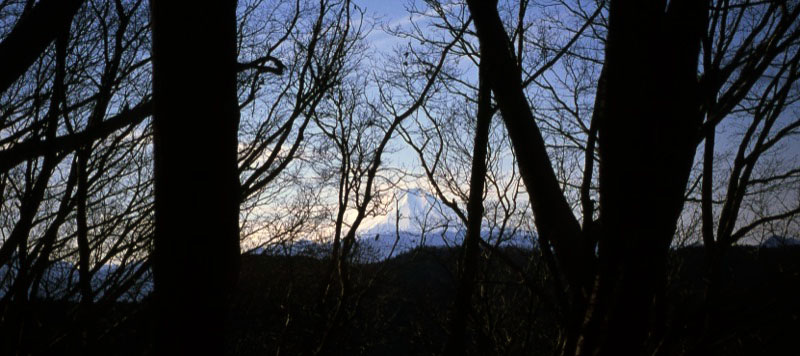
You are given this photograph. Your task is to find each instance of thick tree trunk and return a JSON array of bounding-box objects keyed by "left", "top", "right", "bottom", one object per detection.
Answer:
[
  {"left": 149, "top": 1, "right": 242, "bottom": 354},
  {"left": 576, "top": 1, "right": 707, "bottom": 355},
  {"left": 464, "top": 0, "right": 707, "bottom": 355},
  {"left": 443, "top": 47, "right": 492, "bottom": 356}
]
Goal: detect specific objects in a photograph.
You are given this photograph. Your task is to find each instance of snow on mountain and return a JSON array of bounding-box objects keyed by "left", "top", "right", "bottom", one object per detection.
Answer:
[
  {"left": 760, "top": 235, "right": 800, "bottom": 248},
  {"left": 354, "top": 188, "right": 464, "bottom": 260},
  {"left": 359, "top": 188, "right": 463, "bottom": 235},
  {"left": 354, "top": 188, "right": 533, "bottom": 260}
]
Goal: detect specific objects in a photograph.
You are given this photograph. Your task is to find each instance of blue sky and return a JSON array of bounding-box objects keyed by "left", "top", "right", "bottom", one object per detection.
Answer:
[{"left": 360, "top": 0, "right": 409, "bottom": 54}]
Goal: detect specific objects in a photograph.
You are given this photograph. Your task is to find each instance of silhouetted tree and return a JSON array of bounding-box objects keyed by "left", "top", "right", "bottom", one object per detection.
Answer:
[
  {"left": 0, "top": 0, "right": 797, "bottom": 354},
  {"left": 0, "top": 1, "right": 153, "bottom": 353},
  {"left": 311, "top": 25, "right": 460, "bottom": 354},
  {"left": 0, "top": 0, "right": 84, "bottom": 94},
  {"left": 149, "top": 1, "right": 241, "bottom": 354},
  {"left": 443, "top": 38, "right": 492, "bottom": 356},
  {"left": 465, "top": 0, "right": 707, "bottom": 354}
]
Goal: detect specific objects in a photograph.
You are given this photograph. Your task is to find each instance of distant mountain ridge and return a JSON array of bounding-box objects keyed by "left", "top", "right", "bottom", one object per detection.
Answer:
[{"left": 760, "top": 235, "right": 800, "bottom": 248}]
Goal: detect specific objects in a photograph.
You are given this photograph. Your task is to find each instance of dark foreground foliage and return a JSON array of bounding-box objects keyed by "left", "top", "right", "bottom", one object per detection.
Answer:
[{"left": 3, "top": 245, "right": 798, "bottom": 356}]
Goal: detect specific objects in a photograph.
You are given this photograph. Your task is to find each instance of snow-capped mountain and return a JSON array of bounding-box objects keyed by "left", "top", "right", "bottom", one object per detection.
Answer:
[
  {"left": 355, "top": 188, "right": 465, "bottom": 259},
  {"left": 359, "top": 188, "right": 463, "bottom": 234},
  {"left": 760, "top": 235, "right": 800, "bottom": 248},
  {"left": 354, "top": 188, "right": 533, "bottom": 260}
]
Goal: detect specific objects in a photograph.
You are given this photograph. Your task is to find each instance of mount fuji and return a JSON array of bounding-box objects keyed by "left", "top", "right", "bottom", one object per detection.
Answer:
[{"left": 353, "top": 188, "right": 534, "bottom": 260}]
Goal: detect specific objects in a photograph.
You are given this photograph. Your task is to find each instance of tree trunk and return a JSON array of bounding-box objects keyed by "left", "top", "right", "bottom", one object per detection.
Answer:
[
  {"left": 464, "top": 0, "right": 596, "bottom": 305},
  {"left": 576, "top": 1, "right": 707, "bottom": 355},
  {"left": 444, "top": 45, "right": 492, "bottom": 356},
  {"left": 149, "top": 1, "right": 242, "bottom": 354},
  {"left": 0, "top": 0, "right": 83, "bottom": 95},
  {"left": 464, "top": 0, "right": 707, "bottom": 354}
]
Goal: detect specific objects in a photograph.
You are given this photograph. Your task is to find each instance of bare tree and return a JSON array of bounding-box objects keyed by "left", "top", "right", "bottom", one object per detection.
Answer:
[
  {"left": 309, "top": 24, "right": 462, "bottom": 353},
  {"left": 0, "top": 1, "right": 153, "bottom": 353},
  {"left": 0, "top": 0, "right": 797, "bottom": 353},
  {"left": 0, "top": 0, "right": 84, "bottom": 94},
  {"left": 443, "top": 34, "right": 492, "bottom": 356},
  {"left": 237, "top": 0, "right": 367, "bottom": 251}
]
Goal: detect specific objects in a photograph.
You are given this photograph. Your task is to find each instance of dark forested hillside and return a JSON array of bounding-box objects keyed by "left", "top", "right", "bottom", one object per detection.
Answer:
[{"left": 4, "top": 245, "right": 797, "bottom": 355}]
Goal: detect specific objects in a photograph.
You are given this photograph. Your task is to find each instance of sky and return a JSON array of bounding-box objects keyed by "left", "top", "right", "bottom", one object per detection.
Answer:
[{"left": 242, "top": 0, "right": 800, "bottom": 249}]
